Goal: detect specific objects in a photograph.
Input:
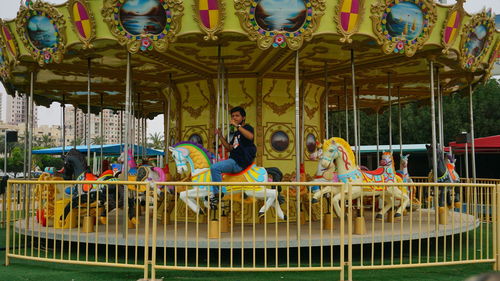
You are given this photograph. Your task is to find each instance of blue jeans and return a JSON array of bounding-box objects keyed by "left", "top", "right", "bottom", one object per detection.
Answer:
[{"left": 211, "top": 158, "right": 243, "bottom": 194}]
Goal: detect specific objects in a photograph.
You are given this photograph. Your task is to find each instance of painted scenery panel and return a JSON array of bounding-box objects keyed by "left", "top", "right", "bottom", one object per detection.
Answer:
[
  {"left": 465, "top": 24, "right": 488, "bottom": 57},
  {"left": 255, "top": 0, "right": 306, "bottom": 32},
  {"left": 120, "top": 0, "right": 167, "bottom": 35},
  {"left": 386, "top": 1, "right": 423, "bottom": 41},
  {"left": 27, "top": 16, "right": 58, "bottom": 49}
]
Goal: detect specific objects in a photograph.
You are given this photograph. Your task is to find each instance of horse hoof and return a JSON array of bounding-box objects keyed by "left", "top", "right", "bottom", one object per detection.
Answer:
[
  {"left": 375, "top": 214, "right": 383, "bottom": 220},
  {"left": 130, "top": 217, "right": 137, "bottom": 226},
  {"left": 311, "top": 198, "right": 319, "bottom": 204},
  {"left": 99, "top": 217, "right": 107, "bottom": 225},
  {"left": 258, "top": 212, "right": 265, "bottom": 218},
  {"left": 394, "top": 213, "right": 402, "bottom": 218},
  {"left": 282, "top": 215, "right": 287, "bottom": 221}
]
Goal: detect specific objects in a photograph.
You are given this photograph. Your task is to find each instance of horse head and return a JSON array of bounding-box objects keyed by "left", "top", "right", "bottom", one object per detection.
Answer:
[
  {"left": 169, "top": 146, "right": 191, "bottom": 176},
  {"left": 62, "top": 148, "right": 87, "bottom": 180},
  {"left": 118, "top": 149, "right": 137, "bottom": 169},
  {"left": 319, "top": 138, "right": 340, "bottom": 170},
  {"left": 379, "top": 152, "right": 393, "bottom": 167},
  {"left": 400, "top": 154, "right": 410, "bottom": 169}
]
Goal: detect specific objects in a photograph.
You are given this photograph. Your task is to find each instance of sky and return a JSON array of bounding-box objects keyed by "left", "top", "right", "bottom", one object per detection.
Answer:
[{"left": 1, "top": 0, "right": 500, "bottom": 135}]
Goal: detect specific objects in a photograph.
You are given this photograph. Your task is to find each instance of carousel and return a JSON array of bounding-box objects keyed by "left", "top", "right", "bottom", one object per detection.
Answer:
[{"left": 1, "top": 0, "right": 498, "bottom": 265}]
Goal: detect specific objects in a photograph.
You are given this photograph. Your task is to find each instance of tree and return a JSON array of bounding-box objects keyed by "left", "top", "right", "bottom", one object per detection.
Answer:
[
  {"left": 35, "top": 134, "right": 55, "bottom": 148},
  {"left": 91, "top": 136, "right": 106, "bottom": 145},
  {"left": 0, "top": 147, "right": 26, "bottom": 177},
  {"left": 148, "top": 132, "right": 164, "bottom": 149},
  {"left": 69, "top": 137, "right": 84, "bottom": 147},
  {"left": 328, "top": 78, "right": 500, "bottom": 146}
]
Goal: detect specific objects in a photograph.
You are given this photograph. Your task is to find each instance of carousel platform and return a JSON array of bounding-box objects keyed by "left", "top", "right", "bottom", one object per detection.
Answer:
[{"left": 13, "top": 208, "right": 479, "bottom": 249}]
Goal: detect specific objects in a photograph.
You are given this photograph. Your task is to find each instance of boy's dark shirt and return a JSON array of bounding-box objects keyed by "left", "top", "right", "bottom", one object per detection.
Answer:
[{"left": 229, "top": 124, "right": 256, "bottom": 169}]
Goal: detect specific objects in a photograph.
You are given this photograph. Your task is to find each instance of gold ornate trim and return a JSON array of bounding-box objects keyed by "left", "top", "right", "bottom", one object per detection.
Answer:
[
  {"left": 441, "top": 0, "right": 464, "bottom": 54},
  {"left": 303, "top": 125, "right": 319, "bottom": 161},
  {"left": 181, "top": 82, "right": 209, "bottom": 119},
  {"left": 234, "top": 0, "right": 326, "bottom": 50},
  {"left": 264, "top": 122, "right": 294, "bottom": 160},
  {"left": 192, "top": 0, "right": 225, "bottom": 40},
  {"left": 334, "top": 0, "right": 365, "bottom": 43},
  {"left": 229, "top": 80, "right": 254, "bottom": 109},
  {"left": 67, "top": 0, "right": 96, "bottom": 49},
  {"left": 459, "top": 9, "right": 495, "bottom": 72},
  {"left": 15, "top": 1, "right": 67, "bottom": 66},
  {"left": 371, "top": 0, "right": 437, "bottom": 57},
  {"left": 182, "top": 125, "right": 209, "bottom": 148},
  {"left": 102, "top": 0, "right": 184, "bottom": 53},
  {"left": 263, "top": 80, "right": 294, "bottom": 116},
  {"left": 0, "top": 20, "right": 20, "bottom": 64}
]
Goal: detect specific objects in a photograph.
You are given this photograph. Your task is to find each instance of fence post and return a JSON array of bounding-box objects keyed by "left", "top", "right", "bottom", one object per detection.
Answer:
[
  {"left": 347, "top": 183, "right": 353, "bottom": 281},
  {"left": 5, "top": 182, "right": 11, "bottom": 266},
  {"left": 339, "top": 183, "right": 345, "bottom": 281},
  {"left": 151, "top": 183, "right": 159, "bottom": 280},
  {"left": 143, "top": 182, "right": 150, "bottom": 279},
  {"left": 495, "top": 184, "right": 500, "bottom": 271}
]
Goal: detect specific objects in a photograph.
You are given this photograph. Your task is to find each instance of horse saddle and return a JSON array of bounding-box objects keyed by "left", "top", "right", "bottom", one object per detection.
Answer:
[
  {"left": 221, "top": 163, "right": 267, "bottom": 192},
  {"left": 362, "top": 167, "right": 384, "bottom": 176}
]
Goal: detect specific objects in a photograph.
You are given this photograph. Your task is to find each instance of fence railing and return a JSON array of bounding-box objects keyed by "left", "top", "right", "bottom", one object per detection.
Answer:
[{"left": 3, "top": 179, "right": 499, "bottom": 280}]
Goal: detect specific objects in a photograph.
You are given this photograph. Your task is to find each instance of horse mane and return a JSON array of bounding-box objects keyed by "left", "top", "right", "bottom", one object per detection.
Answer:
[
  {"left": 173, "top": 141, "right": 213, "bottom": 169},
  {"left": 330, "top": 137, "right": 357, "bottom": 166}
]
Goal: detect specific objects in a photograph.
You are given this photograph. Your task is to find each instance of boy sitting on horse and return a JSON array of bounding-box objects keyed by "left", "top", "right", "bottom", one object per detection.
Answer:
[{"left": 211, "top": 106, "right": 257, "bottom": 204}]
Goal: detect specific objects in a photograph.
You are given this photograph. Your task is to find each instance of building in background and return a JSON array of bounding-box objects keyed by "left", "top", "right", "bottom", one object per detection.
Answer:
[
  {"left": 63, "top": 106, "right": 129, "bottom": 146},
  {"left": 5, "top": 94, "right": 38, "bottom": 127}
]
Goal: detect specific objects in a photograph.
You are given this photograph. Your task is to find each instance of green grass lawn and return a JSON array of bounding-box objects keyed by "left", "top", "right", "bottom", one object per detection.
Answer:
[{"left": 0, "top": 226, "right": 497, "bottom": 281}]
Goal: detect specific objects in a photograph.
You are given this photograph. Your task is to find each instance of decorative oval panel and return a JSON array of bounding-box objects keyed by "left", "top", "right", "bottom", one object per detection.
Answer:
[
  {"left": 335, "top": 0, "right": 364, "bottom": 43},
  {"left": 102, "top": 0, "right": 183, "bottom": 53},
  {"left": 460, "top": 9, "right": 495, "bottom": 71},
  {"left": 371, "top": 0, "right": 437, "bottom": 57},
  {"left": 234, "top": 0, "right": 326, "bottom": 50},
  {"left": 68, "top": 0, "right": 96, "bottom": 48},
  {"left": 15, "top": 2, "right": 66, "bottom": 66},
  {"left": 193, "top": 0, "right": 225, "bottom": 40},
  {"left": 441, "top": 0, "right": 464, "bottom": 54},
  {"left": 0, "top": 21, "right": 19, "bottom": 61}
]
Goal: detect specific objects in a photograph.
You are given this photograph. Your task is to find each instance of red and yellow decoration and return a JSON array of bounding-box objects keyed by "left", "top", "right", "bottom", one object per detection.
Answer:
[
  {"left": 68, "top": 0, "right": 95, "bottom": 49},
  {"left": 194, "top": 0, "right": 224, "bottom": 40},
  {"left": 441, "top": 0, "right": 464, "bottom": 54},
  {"left": 0, "top": 21, "right": 18, "bottom": 60},
  {"left": 336, "top": 0, "right": 364, "bottom": 43}
]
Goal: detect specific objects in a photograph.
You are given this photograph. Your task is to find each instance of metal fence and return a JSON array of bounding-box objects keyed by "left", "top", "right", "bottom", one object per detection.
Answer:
[{"left": 3, "top": 179, "right": 499, "bottom": 280}]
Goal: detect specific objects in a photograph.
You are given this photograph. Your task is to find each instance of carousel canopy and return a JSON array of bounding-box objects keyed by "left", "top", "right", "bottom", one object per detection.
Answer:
[
  {"left": 32, "top": 144, "right": 164, "bottom": 156},
  {"left": 448, "top": 135, "right": 500, "bottom": 154},
  {"left": 0, "top": 0, "right": 498, "bottom": 116}
]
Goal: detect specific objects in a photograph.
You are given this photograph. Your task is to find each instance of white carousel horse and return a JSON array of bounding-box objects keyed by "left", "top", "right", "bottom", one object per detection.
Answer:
[
  {"left": 312, "top": 138, "right": 410, "bottom": 219},
  {"left": 170, "top": 141, "right": 286, "bottom": 220},
  {"left": 396, "top": 154, "right": 421, "bottom": 209}
]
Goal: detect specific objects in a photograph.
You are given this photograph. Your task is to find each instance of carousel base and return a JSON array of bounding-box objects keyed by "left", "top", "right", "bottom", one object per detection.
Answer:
[{"left": 14, "top": 209, "right": 479, "bottom": 249}]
